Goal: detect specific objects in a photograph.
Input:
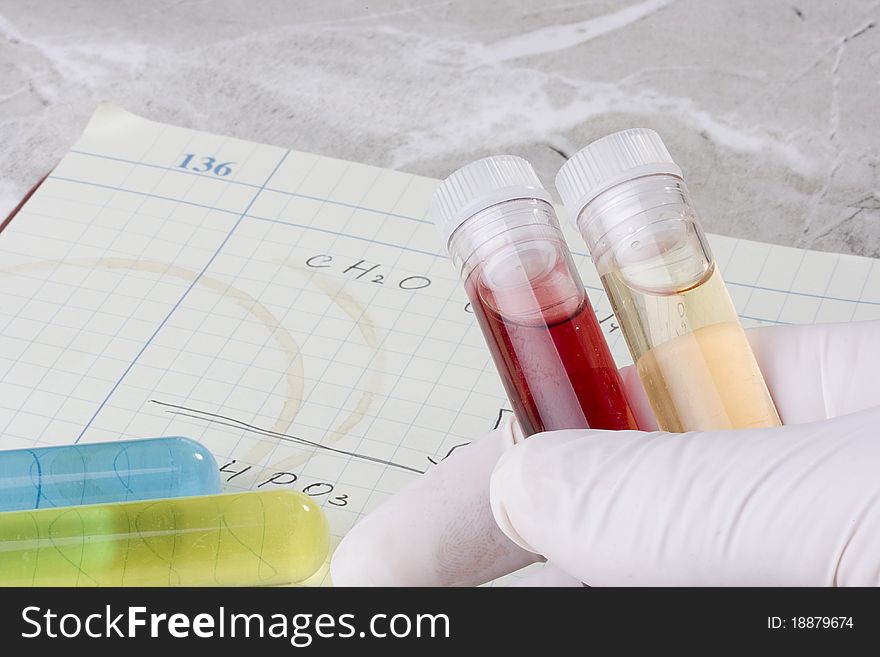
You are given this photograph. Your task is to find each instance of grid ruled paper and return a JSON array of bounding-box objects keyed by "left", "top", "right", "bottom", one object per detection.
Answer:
[{"left": 1, "top": 105, "right": 879, "bottom": 585}]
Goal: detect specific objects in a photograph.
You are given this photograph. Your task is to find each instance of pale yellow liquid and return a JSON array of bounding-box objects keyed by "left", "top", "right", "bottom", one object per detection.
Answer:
[{"left": 601, "top": 266, "right": 781, "bottom": 432}]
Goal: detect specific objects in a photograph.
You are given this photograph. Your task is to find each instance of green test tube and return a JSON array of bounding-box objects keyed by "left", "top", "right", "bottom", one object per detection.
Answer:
[{"left": 0, "top": 490, "right": 329, "bottom": 586}]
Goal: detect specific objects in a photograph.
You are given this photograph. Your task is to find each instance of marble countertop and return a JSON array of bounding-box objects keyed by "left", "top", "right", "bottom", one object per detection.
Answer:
[{"left": 1, "top": 0, "right": 878, "bottom": 256}]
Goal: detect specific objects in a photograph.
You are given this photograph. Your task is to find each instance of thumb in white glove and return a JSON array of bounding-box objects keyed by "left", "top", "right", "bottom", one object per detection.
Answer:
[
  {"left": 493, "top": 407, "right": 880, "bottom": 586},
  {"left": 494, "top": 319, "right": 880, "bottom": 586},
  {"left": 330, "top": 420, "right": 540, "bottom": 586}
]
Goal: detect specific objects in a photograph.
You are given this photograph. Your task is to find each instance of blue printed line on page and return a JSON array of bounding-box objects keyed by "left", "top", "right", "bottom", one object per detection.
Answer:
[{"left": 73, "top": 149, "right": 292, "bottom": 444}]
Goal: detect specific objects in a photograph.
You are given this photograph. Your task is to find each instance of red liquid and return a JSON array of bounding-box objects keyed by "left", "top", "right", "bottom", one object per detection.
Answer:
[{"left": 466, "top": 249, "right": 638, "bottom": 436}]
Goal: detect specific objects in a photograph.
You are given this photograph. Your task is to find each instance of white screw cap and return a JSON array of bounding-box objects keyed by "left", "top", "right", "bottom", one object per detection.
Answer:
[
  {"left": 555, "top": 129, "right": 683, "bottom": 226},
  {"left": 430, "top": 155, "right": 552, "bottom": 247}
]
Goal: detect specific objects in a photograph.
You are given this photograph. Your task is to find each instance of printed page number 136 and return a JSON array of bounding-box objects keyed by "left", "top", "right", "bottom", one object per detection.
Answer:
[{"left": 178, "top": 154, "right": 234, "bottom": 176}]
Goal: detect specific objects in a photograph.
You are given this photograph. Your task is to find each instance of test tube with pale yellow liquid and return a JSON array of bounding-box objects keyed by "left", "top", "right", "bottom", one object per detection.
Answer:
[
  {"left": 0, "top": 490, "right": 329, "bottom": 586},
  {"left": 556, "top": 129, "right": 781, "bottom": 432}
]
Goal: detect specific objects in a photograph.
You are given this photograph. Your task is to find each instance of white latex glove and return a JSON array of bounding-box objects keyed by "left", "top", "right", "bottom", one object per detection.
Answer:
[{"left": 331, "top": 319, "right": 880, "bottom": 586}]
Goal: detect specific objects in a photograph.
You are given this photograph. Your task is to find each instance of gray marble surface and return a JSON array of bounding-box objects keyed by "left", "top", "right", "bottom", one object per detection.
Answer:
[{"left": 1, "top": 0, "right": 878, "bottom": 256}]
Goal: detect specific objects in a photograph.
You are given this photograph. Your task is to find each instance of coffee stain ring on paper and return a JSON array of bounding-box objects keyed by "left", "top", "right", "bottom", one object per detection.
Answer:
[{"left": 2, "top": 258, "right": 380, "bottom": 468}]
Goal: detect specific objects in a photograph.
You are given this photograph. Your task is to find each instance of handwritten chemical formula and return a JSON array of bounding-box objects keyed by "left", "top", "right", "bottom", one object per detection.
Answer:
[{"left": 306, "top": 255, "right": 432, "bottom": 290}]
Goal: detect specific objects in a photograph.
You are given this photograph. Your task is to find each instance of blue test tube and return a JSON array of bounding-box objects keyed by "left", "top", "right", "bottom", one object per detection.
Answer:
[{"left": 0, "top": 437, "right": 221, "bottom": 512}]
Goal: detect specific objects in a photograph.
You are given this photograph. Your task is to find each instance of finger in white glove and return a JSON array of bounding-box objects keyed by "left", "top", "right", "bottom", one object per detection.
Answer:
[{"left": 331, "top": 420, "right": 540, "bottom": 586}]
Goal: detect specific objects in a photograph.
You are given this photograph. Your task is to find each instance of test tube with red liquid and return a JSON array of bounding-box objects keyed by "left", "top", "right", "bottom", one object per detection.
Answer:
[{"left": 430, "top": 155, "right": 639, "bottom": 436}]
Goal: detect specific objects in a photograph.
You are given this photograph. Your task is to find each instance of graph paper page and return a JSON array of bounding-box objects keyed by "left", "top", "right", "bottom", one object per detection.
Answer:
[{"left": 2, "top": 105, "right": 879, "bottom": 585}]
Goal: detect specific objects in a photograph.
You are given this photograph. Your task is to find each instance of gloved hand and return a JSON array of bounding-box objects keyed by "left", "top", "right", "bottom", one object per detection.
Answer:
[{"left": 330, "top": 319, "right": 880, "bottom": 586}]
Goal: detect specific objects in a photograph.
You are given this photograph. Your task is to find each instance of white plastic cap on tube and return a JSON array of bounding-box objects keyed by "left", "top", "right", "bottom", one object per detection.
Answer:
[
  {"left": 430, "top": 155, "right": 552, "bottom": 248},
  {"left": 555, "top": 128, "right": 683, "bottom": 228}
]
